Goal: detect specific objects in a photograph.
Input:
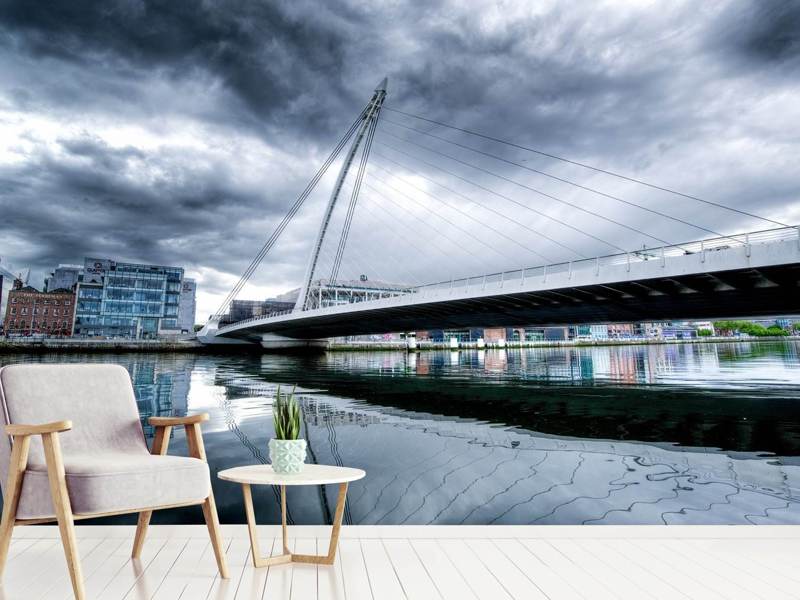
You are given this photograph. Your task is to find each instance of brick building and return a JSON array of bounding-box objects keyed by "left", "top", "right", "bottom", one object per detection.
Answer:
[{"left": 2, "top": 279, "right": 76, "bottom": 336}]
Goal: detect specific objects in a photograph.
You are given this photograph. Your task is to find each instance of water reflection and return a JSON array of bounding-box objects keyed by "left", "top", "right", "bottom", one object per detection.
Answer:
[
  {"left": 320, "top": 341, "right": 800, "bottom": 387},
  {"left": 2, "top": 341, "right": 799, "bottom": 525}
]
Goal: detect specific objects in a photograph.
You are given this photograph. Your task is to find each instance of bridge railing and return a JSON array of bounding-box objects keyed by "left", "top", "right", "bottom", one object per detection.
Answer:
[
  {"left": 217, "top": 225, "right": 798, "bottom": 331},
  {"left": 219, "top": 308, "right": 295, "bottom": 329},
  {"left": 408, "top": 225, "right": 800, "bottom": 297}
]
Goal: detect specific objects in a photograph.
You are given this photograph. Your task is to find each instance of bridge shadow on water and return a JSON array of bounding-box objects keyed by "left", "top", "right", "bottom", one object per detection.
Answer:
[{"left": 2, "top": 341, "right": 800, "bottom": 526}]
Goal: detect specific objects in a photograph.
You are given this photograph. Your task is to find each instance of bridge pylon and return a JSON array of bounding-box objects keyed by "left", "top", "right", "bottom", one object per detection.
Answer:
[{"left": 294, "top": 77, "right": 388, "bottom": 312}]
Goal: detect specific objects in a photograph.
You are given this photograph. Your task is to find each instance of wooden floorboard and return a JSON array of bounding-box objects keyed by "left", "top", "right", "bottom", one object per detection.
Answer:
[
  {"left": 315, "top": 538, "right": 346, "bottom": 600},
  {"left": 436, "top": 538, "right": 513, "bottom": 600},
  {"left": 261, "top": 537, "right": 295, "bottom": 600},
  {"left": 0, "top": 525, "right": 796, "bottom": 600},
  {"left": 382, "top": 539, "right": 441, "bottom": 600},
  {"left": 410, "top": 538, "right": 477, "bottom": 600},
  {"left": 360, "top": 538, "right": 406, "bottom": 600},
  {"left": 337, "top": 538, "right": 373, "bottom": 600},
  {"left": 290, "top": 538, "right": 318, "bottom": 600},
  {"left": 232, "top": 536, "right": 271, "bottom": 600}
]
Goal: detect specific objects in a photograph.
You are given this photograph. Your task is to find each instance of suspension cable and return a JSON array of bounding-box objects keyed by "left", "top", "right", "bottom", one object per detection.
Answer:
[
  {"left": 372, "top": 142, "right": 637, "bottom": 253},
  {"left": 367, "top": 169, "right": 545, "bottom": 264},
  {"left": 362, "top": 181, "right": 499, "bottom": 273},
  {"left": 330, "top": 112, "right": 380, "bottom": 282},
  {"left": 212, "top": 105, "right": 367, "bottom": 320},
  {"left": 383, "top": 106, "right": 789, "bottom": 228},
  {"left": 378, "top": 128, "right": 708, "bottom": 248},
  {"left": 370, "top": 160, "right": 588, "bottom": 259},
  {"left": 359, "top": 193, "right": 456, "bottom": 273},
  {"left": 352, "top": 201, "right": 427, "bottom": 287},
  {"left": 381, "top": 117, "right": 736, "bottom": 241}
]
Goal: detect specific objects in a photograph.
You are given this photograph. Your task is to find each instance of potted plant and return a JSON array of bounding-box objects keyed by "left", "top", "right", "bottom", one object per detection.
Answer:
[{"left": 268, "top": 384, "right": 307, "bottom": 474}]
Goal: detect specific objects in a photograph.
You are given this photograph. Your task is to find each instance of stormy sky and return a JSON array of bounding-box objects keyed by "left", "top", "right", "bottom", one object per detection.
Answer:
[{"left": 1, "top": 0, "right": 798, "bottom": 321}]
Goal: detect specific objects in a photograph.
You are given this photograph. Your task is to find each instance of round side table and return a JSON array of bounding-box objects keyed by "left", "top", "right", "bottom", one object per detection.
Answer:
[{"left": 218, "top": 464, "right": 365, "bottom": 568}]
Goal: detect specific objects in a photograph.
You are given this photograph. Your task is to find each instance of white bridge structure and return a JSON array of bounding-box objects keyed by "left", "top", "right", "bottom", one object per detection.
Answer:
[{"left": 198, "top": 79, "right": 800, "bottom": 349}]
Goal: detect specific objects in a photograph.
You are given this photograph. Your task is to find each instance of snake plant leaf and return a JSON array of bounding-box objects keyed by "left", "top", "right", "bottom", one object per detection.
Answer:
[{"left": 273, "top": 383, "right": 302, "bottom": 440}]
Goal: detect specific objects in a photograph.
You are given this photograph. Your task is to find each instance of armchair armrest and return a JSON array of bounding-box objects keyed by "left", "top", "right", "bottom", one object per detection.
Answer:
[
  {"left": 149, "top": 413, "right": 209, "bottom": 427},
  {"left": 5, "top": 420, "right": 73, "bottom": 436},
  {"left": 146, "top": 413, "right": 210, "bottom": 461}
]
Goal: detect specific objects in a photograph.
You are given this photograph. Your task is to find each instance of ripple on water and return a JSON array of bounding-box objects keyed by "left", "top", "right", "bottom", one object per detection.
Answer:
[{"left": 1, "top": 340, "right": 799, "bottom": 525}]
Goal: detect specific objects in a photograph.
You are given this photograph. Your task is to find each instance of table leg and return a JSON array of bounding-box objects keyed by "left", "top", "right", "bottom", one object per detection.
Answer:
[
  {"left": 292, "top": 482, "right": 349, "bottom": 566},
  {"left": 281, "top": 485, "right": 289, "bottom": 555},
  {"left": 242, "top": 481, "right": 350, "bottom": 568},
  {"left": 325, "top": 482, "right": 348, "bottom": 562},
  {"left": 242, "top": 483, "right": 291, "bottom": 568}
]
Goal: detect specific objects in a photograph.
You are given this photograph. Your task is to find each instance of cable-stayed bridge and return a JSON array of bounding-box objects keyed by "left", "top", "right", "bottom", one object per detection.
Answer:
[{"left": 198, "top": 79, "right": 800, "bottom": 348}]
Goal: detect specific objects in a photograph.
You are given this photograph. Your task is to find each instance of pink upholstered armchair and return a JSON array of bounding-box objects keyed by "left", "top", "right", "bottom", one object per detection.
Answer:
[{"left": 0, "top": 364, "right": 229, "bottom": 600}]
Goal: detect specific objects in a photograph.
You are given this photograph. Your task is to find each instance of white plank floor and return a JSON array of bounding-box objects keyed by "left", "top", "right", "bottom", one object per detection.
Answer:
[{"left": 1, "top": 525, "right": 798, "bottom": 600}]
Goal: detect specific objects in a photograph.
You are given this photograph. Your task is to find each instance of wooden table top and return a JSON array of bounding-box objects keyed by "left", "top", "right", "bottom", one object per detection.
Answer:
[{"left": 218, "top": 464, "right": 366, "bottom": 486}]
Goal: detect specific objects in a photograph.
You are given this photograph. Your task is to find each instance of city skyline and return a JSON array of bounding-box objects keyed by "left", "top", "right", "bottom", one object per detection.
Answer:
[{"left": 1, "top": 1, "right": 799, "bottom": 321}]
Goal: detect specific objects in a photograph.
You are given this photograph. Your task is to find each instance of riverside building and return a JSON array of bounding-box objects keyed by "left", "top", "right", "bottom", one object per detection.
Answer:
[
  {"left": 0, "top": 268, "right": 7, "bottom": 325},
  {"left": 73, "top": 257, "right": 187, "bottom": 339},
  {"left": 178, "top": 278, "right": 197, "bottom": 333},
  {"left": 44, "top": 264, "right": 83, "bottom": 292},
  {"left": 0, "top": 260, "right": 25, "bottom": 320},
  {"left": 2, "top": 279, "right": 75, "bottom": 336}
]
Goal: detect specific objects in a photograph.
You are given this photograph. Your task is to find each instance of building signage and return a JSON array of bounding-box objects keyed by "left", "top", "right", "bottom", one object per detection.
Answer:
[{"left": 83, "top": 258, "right": 114, "bottom": 284}]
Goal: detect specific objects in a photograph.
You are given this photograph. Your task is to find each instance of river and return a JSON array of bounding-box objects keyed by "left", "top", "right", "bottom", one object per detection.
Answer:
[{"left": 2, "top": 340, "right": 799, "bottom": 526}]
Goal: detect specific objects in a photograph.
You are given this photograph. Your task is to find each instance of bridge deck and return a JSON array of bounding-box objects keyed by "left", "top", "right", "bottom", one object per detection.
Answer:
[{"left": 211, "top": 227, "right": 800, "bottom": 342}]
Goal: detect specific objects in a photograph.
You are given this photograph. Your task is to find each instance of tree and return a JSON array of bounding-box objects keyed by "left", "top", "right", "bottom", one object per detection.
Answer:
[
  {"left": 712, "top": 320, "right": 788, "bottom": 337},
  {"left": 765, "top": 325, "right": 789, "bottom": 337}
]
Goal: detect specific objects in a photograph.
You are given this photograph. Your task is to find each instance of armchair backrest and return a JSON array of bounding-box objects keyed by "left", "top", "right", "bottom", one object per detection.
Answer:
[{"left": 0, "top": 363, "right": 148, "bottom": 493}]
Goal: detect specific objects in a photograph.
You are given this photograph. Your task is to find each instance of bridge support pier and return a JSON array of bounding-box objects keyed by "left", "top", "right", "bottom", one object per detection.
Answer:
[
  {"left": 196, "top": 320, "right": 256, "bottom": 346},
  {"left": 260, "top": 333, "right": 327, "bottom": 351}
]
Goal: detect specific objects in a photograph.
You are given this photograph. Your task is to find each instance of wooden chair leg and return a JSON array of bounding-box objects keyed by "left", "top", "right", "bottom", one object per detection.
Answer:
[
  {"left": 186, "top": 421, "right": 228, "bottom": 578},
  {"left": 132, "top": 510, "right": 152, "bottom": 558},
  {"left": 42, "top": 432, "right": 85, "bottom": 600},
  {"left": 0, "top": 435, "right": 31, "bottom": 578},
  {"left": 133, "top": 422, "right": 170, "bottom": 559},
  {"left": 201, "top": 491, "right": 229, "bottom": 579}
]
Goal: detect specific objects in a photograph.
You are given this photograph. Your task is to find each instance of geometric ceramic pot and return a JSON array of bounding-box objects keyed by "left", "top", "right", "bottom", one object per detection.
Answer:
[{"left": 269, "top": 438, "right": 308, "bottom": 474}]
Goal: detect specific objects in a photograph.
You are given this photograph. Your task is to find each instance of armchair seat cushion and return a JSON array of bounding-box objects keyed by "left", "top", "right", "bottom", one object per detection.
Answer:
[{"left": 16, "top": 452, "right": 210, "bottom": 520}]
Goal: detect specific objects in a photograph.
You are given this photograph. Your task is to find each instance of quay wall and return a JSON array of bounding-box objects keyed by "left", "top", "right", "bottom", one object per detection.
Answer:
[
  {"left": 0, "top": 338, "right": 205, "bottom": 353},
  {"left": 0, "top": 335, "right": 796, "bottom": 354}
]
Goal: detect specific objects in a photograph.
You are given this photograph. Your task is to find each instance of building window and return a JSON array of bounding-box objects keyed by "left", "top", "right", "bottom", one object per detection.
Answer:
[
  {"left": 11, "top": 298, "right": 16, "bottom": 304},
  {"left": 64, "top": 300, "right": 71, "bottom": 306},
  {"left": 21, "top": 308, "right": 28, "bottom": 315},
  {"left": 9, "top": 308, "right": 15, "bottom": 315}
]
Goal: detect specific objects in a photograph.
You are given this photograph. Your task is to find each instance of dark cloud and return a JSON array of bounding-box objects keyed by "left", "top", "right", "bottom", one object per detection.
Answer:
[
  {"left": 0, "top": 0, "right": 798, "bottom": 318},
  {"left": 0, "top": 0, "right": 363, "bottom": 138},
  {"left": 734, "top": 1, "right": 800, "bottom": 63}
]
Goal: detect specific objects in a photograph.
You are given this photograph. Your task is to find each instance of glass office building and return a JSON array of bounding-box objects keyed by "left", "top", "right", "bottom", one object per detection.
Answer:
[{"left": 73, "top": 257, "right": 184, "bottom": 338}]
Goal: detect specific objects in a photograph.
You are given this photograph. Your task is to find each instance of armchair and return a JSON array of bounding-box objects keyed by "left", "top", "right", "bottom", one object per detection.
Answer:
[{"left": 0, "top": 364, "right": 229, "bottom": 600}]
